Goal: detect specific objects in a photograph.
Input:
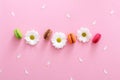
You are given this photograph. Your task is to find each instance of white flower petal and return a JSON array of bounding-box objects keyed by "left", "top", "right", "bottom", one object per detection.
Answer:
[
  {"left": 110, "top": 10, "right": 115, "bottom": 15},
  {"left": 70, "top": 77, "right": 74, "bottom": 80},
  {"left": 24, "top": 69, "right": 29, "bottom": 75},
  {"left": 51, "top": 32, "right": 67, "bottom": 49},
  {"left": 41, "top": 4, "right": 46, "bottom": 9},
  {"left": 17, "top": 54, "right": 22, "bottom": 59},
  {"left": 104, "top": 46, "right": 108, "bottom": 51},
  {"left": 0, "top": 69, "right": 2, "bottom": 73},
  {"left": 11, "top": 11, "right": 15, "bottom": 16},
  {"left": 78, "top": 57, "right": 83, "bottom": 63},
  {"left": 92, "top": 20, "right": 96, "bottom": 25},
  {"left": 66, "top": 13, "right": 71, "bottom": 18},
  {"left": 25, "top": 30, "right": 40, "bottom": 46},
  {"left": 45, "top": 61, "right": 51, "bottom": 67},
  {"left": 77, "top": 27, "right": 92, "bottom": 43},
  {"left": 104, "top": 69, "right": 108, "bottom": 74}
]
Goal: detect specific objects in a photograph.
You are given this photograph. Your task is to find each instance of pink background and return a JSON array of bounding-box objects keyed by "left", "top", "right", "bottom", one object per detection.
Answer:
[{"left": 0, "top": 0, "right": 120, "bottom": 80}]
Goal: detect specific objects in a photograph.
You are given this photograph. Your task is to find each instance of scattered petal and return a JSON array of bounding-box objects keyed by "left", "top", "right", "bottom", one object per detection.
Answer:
[
  {"left": 46, "top": 61, "right": 51, "bottom": 67},
  {"left": 24, "top": 69, "right": 29, "bottom": 75},
  {"left": 0, "top": 69, "right": 2, "bottom": 73},
  {"left": 104, "top": 46, "right": 108, "bottom": 51},
  {"left": 66, "top": 13, "right": 71, "bottom": 18},
  {"left": 78, "top": 57, "right": 83, "bottom": 63},
  {"left": 47, "top": 61, "right": 51, "bottom": 65},
  {"left": 11, "top": 11, "right": 15, "bottom": 16},
  {"left": 110, "top": 10, "right": 115, "bottom": 15},
  {"left": 41, "top": 4, "right": 46, "bottom": 9},
  {"left": 70, "top": 77, "right": 74, "bottom": 80},
  {"left": 92, "top": 20, "right": 96, "bottom": 25},
  {"left": 17, "top": 54, "right": 22, "bottom": 59},
  {"left": 104, "top": 69, "right": 108, "bottom": 74}
]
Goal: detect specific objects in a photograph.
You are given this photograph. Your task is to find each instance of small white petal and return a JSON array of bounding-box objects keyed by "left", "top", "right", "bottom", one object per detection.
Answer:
[
  {"left": 46, "top": 61, "right": 51, "bottom": 67},
  {"left": 17, "top": 54, "right": 21, "bottom": 59},
  {"left": 104, "top": 46, "right": 108, "bottom": 51},
  {"left": 11, "top": 11, "right": 15, "bottom": 16},
  {"left": 78, "top": 57, "right": 83, "bottom": 63},
  {"left": 41, "top": 4, "right": 46, "bottom": 9},
  {"left": 0, "top": 69, "right": 2, "bottom": 73},
  {"left": 70, "top": 77, "right": 74, "bottom": 80},
  {"left": 92, "top": 20, "right": 96, "bottom": 25},
  {"left": 104, "top": 69, "right": 108, "bottom": 74},
  {"left": 24, "top": 69, "right": 29, "bottom": 75},
  {"left": 110, "top": 10, "right": 115, "bottom": 15},
  {"left": 66, "top": 13, "right": 71, "bottom": 18}
]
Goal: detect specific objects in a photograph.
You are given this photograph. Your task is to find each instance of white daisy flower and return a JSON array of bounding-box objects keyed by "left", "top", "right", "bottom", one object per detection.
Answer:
[
  {"left": 25, "top": 30, "right": 40, "bottom": 46},
  {"left": 51, "top": 32, "right": 67, "bottom": 49},
  {"left": 77, "top": 27, "right": 92, "bottom": 43}
]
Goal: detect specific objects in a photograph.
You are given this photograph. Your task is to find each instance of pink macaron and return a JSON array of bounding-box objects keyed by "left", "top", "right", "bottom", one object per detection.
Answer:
[{"left": 92, "top": 33, "right": 101, "bottom": 43}]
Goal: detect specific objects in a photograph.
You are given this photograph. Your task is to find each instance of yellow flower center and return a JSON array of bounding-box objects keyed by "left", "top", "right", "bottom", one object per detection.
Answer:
[
  {"left": 56, "top": 38, "right": 62, "bottom": 43},
  {"left": 82, "top": 32, "right": 87, "bottom": 37},
  {"left": 30, "top": 35, "right": 35, "bottom": 40}
]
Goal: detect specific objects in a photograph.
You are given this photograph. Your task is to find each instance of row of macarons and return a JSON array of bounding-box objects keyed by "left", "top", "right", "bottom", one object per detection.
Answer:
[{"left": 14, "top": 27, "right": 101, "bottom": 49}]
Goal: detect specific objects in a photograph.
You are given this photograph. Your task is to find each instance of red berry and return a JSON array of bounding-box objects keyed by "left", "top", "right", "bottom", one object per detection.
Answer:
[{"left": 92, "top": 33, "right": 101, "bottom": 43}]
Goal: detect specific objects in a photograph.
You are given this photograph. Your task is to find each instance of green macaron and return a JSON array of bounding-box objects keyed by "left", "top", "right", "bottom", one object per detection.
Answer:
[{"left": 14, "top": 29, "right": 23, "bottom": 39}]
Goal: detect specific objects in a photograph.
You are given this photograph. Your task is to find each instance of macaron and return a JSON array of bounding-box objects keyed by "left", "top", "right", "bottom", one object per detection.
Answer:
[
  {"left": 68, "top": 33, "right": 76, "bottom": 44},
  {"left": 14, "top": 29, "right": 23, "bottom": 39},
  {"left": 43, "top": 29, "right": 52, "bottom": 40},
  {"left": 92, "top": 33, "right": 101, "bottom": 43}
]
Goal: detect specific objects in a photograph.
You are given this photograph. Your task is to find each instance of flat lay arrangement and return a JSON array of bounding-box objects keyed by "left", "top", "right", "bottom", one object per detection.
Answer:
[
  {"left": 1, "top": 0, "right": 120, "bottom": 80},
  {"left": 14, "top": 27, "right": 101, "bottom": 49}
]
